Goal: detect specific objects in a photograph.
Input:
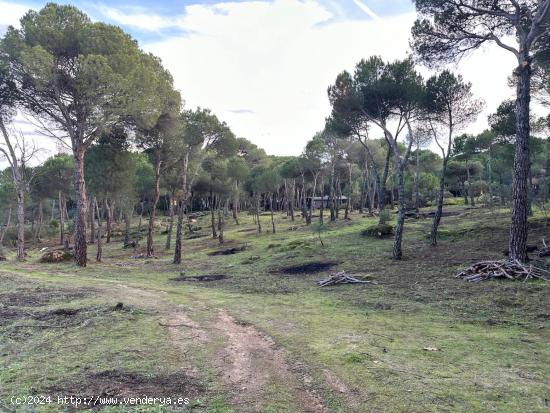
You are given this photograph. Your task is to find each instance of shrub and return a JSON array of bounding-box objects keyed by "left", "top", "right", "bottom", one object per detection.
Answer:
[
  {"left": 361, "top": 223, "right": 394, "bottom": 238},
  {"left": 39, "top": 250, "right": 74, "bottom": 263},
  {"left": 378, "top": 208, "right": 391, "bottom": 225}
]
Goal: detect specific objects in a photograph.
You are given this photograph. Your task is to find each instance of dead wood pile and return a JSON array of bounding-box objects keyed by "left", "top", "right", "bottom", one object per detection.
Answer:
[
  {"left": 456, "top": 260, "right": 550, "bottom": 282},
  {"left": 317, "top": 271, "right": 378, "bottom": 287}
]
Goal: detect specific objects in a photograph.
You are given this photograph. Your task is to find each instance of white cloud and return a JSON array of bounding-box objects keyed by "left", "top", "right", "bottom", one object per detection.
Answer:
[
  {"left": 0, "top": 1, "right": 31, "bottom": 33},
  {"left": 97, "top": 5, "right": 186, "bottom": 32},
  {"left": 0, "top": 0, "right": 539, "bottom": 158},
  {"left": 137, "top": 0, "right": 520, "bottom": 155}
]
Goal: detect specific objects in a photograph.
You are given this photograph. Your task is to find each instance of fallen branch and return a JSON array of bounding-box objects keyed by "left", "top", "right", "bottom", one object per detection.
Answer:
[
  {"left": 456, "top": 259, "right": 550, "bottom": 282},
  {"left": 317, "top": 271, "right": 378, "bottom": 287}
]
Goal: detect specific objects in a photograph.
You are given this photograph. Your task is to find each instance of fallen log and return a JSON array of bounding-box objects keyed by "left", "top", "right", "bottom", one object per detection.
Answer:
[
  {"left": 317, "top": 271, "right": 378, "bottom": 287},
  {"left": 456, "top": 259, "right": 550, "bottom": 282}
]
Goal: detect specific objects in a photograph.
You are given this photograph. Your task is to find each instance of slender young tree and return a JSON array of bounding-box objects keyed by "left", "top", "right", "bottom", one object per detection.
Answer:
[
  {"left": 173, "top": 109, "right": 235, "bottom": 264},
  {"left": 411, "top": 0, "right": 550, "bottom": 261},
  {"left": 0, "top": 57, "right": 39, "bottom": 260},
  {"left": 425, "top": 71, "right": 483, "bottom": 245}
]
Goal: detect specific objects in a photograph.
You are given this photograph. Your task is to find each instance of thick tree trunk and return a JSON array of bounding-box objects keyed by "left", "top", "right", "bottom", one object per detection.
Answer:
[
  {"left": 16, "top": 188, "right": 25, "bottom": 261},
  {"left": 509, "top": 61, "right": 532, "bottom": 262},
  {"left": 72, "top": 149, "right": 88, "bottom": 267},
  {"left": 146, "top": 163, "right": 161, "bottom": 258}
]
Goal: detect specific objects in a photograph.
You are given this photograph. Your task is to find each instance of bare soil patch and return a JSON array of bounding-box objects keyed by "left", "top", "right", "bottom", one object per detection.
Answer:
[
  {"left": 208, "top": 246, "right": 247, "bottom": 256},
  {"left": 48, "top": 370, "right": 204, "bottom": 408},
  {"left": 0, "top": 287, "right": 89, "bottom": 308},
  {"left": 171, "top": 274, "right": 229, "bottom": 282},
  {"left": 278, "top": 261, "right": 338, "bottom": 275}
]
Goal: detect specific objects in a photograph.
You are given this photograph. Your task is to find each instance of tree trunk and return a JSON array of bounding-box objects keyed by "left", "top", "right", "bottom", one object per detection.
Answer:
[
  {"left": 16, "top": 188, "right": 25, "bottom": 261},
  {"left": 233, "top": 182, "right": 240, "bottom": 225},
  {"left": 329, "top": 163, "right": 336, "bottom": 222},
  {"left": 72, "top": 149, "right": 88, "bottom": 267},
  {"left": 173, "top": 152, "right": 190, "bottom": 265},
  {"left": 414, "top": 143, "right": 421, "bottom": 211},
  {"left": 210, "top": 193, "right": 217, "bottom": 239},
  {"left": 290, "top": 179, "right": 295, "bottom": 221},
  {"left": 146, "top": 163, "right": 161, "bottom": 258},
  {"left": 89, "top": 197, "right": 95, "bottom": 244},
  {"left": 319, "top": 177, "right": 324, "bottom": 224},
  {"left": 345, "top": 163, "right": 352, "bottom": 220},
  {"left": 256, "top": 194, "right": 262, "bottom": 233},
  {"left": 59, "top": 191, "right": 65, "bottom": 246},
  {"left": 173, "top": 199, "right": 186, "bottom": 264},
  {"left": 430, "top": 159, "right": 449, "bottom": 246},
  {"left": 392, "top": 166, "right": 406, "bottom": 260},
  {"left": 218, "top": 202, "right": 224, "bottom": 244},
  {"left": 95, "top": 197, "right": 102, "bottom": 262},
  {"left": 270, "top": 193, "right": 276, "bottom": 233},
  {"left": 509, "top": 60, "right": 531, "bottom": 262},
  {"left": 165, "top": 194, "right": 174, "bottom": 250},
  {"left": 380, "top": 145, "right": 391, "bottom": 210}
]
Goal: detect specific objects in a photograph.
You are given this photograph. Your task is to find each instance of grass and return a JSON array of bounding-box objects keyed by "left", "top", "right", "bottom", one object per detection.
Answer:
[{"left": 1, "top": 205, "right": 549, "bottom": 412}]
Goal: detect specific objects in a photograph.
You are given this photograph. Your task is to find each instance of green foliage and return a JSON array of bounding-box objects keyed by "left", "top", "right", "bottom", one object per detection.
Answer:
[
  {"left": 361, "top": 223, "right": 394, "bottom": 238},
  {"left": 84, "top": 131, "right": 140, "bottom": 203}
]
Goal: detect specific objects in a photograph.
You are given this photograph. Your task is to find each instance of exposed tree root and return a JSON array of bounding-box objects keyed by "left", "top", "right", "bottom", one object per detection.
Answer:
[{"left": 457, "top": 260, "right": 550, "bottom": 282}]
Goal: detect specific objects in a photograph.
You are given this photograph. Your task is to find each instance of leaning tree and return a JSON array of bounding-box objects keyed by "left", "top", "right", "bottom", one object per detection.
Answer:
[
  {"left": 425, "top": 70, "right": 483, "bottom": 245},
  {"left": 411, "top": 0, "right": 550, "bottom": 261},
  {"left": 0, "top": 4, "right": 165, "bottom": 266},
  {"left": 329, "top": 56, "right": 426, "bottom": 259}
]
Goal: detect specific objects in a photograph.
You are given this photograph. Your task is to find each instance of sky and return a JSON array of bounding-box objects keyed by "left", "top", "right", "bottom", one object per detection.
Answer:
[{"left": 0, "top": 0, "right": 523, "bottom": 157}]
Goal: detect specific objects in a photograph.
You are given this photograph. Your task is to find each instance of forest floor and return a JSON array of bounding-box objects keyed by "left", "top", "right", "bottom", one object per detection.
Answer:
[{"left": 1, "top": 205, "right": 549, "bottom": 412}]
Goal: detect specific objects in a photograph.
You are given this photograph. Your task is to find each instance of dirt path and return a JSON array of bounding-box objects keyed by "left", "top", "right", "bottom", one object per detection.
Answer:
[
  {"left": 214, "top": 310, "right": 329, "bottom": 413},
  {"left": 106, "top": 284, "right": 332, "bottom": 412}
]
